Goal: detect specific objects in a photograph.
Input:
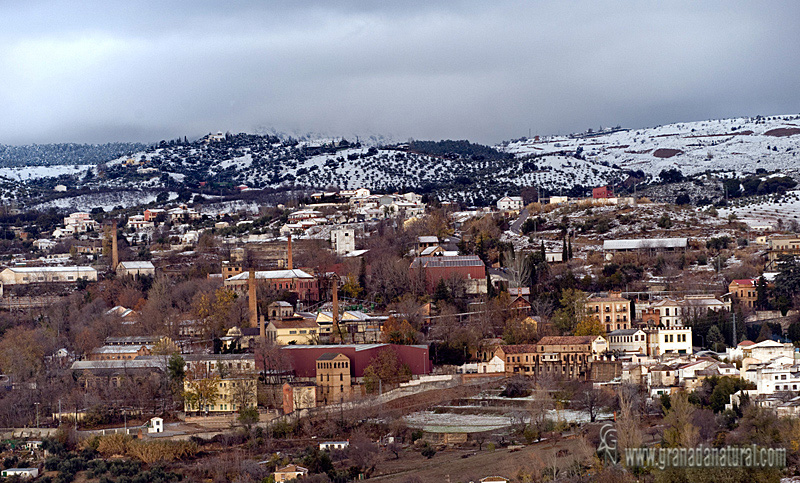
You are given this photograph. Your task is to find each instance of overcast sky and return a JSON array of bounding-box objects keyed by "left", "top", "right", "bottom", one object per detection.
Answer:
[{"left": 2, "top": 1, "right": 799, "bottom": 145}]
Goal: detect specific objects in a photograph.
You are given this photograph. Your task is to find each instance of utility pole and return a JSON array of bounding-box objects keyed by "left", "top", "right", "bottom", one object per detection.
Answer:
[
  {"left": 34, "top": 402, "right": 39, "bottom": 429},
  {"left": 731, "top": 312, "right": 737, "bottom": 346}
]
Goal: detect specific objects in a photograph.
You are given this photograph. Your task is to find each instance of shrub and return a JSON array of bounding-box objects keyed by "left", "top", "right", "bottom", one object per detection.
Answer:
[
  {"left": 96, "top": 434, "right": 132, "bottom": 457},
  {"left": 126, "top": 440, "right": 198, "bottom": 464}
]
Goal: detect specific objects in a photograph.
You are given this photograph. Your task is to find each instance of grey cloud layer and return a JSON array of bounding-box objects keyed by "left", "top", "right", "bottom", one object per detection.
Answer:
[{"left": 1, "top": 1, "right": 799, "bottom": 144}]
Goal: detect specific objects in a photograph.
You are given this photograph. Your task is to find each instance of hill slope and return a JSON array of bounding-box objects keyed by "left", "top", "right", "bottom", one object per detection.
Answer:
[{"left": 4, "top": 113, "right": 800, "bottom": 210}]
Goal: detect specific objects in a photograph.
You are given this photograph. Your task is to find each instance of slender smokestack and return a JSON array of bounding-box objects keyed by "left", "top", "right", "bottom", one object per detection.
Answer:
[
  {"left": 111, "top": 223, "right": 119, "bottom": 270},
  {"left": 287, "top": 233, "right": 293, "bottom": 269},
  {"left": 332, "top": 276, "right": 340, "bottom": 343},
  {"left": 249, "top": 269, "right": 261, "bottom": 337}
]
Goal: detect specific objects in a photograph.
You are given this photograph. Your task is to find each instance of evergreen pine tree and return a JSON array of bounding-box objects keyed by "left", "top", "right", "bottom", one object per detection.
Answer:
[
  {"left": 707, "top": 325, "right": 725, "bottom": 351},
  {"left": 568, "top": 237, "right": 573, "bottom": 260},
  {"left": 755, "top": 322, "right": 772, "bottom": 343},
  {"left": 562, "top": 236, "right": 568, "bottom": 262}
]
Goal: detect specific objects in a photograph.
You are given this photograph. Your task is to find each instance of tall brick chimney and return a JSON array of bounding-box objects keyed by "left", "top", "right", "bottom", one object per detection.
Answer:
[
  {"left": 111, "top": 223, "right": 119, "bottom": 270},
  {"left": 287, "top": 233, "right": 293, "bottom": 269},
  {"left": 248, "top": 269, "right": 262, "bottom": 338},
  {"left": 332, "top": 275, "right": 340, "bottom": 343}
]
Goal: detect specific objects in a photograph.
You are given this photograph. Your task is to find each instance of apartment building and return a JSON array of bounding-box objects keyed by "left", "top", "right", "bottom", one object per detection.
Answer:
[{"left": 586, "top": 291, "right": 631, "bottom": 332}]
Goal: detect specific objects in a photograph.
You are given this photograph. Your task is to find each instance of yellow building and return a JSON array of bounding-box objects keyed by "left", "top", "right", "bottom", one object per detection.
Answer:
[
  {"left": 316, "top": 353, "right": 352, "bottom": 405},
  {"left": 768, "top": 235, "right": 800, "bottom": 268},
  {"left": 182, "top": 354, "right": 258, "bottom": 413},
  {"left": 586, "top": 291, "right": 631, "bottom": 332},
  {"left": 184, "top": 374, "right": 258, "bottom": 413},
  {"left": 265, "top": 317, "right": 319, "bottom": 345},
  {"left": 274, "top": 465, "right": 308, "bottom": 482}
]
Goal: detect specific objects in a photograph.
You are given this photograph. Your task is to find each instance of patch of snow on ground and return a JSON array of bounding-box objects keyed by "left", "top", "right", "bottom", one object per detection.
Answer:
[
  {"left": 32, "top": 190, "right": 163, "bottom": 212},
  {"left": 0, "top": 165, "right": 90, "bottom": 181}
]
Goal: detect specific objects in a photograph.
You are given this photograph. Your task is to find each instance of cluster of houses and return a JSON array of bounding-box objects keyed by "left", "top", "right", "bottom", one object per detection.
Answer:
[
  {"left": 8, "top": 190, "right": 800, "bottom": 420},
  {"left": 279, "top": 190, "right": 426, "bottom": 236}
]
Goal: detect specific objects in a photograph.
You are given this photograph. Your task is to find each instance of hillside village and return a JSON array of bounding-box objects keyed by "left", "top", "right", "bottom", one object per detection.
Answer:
[{"left": 1, "top": 177, "right": 800, "bottom": 482}]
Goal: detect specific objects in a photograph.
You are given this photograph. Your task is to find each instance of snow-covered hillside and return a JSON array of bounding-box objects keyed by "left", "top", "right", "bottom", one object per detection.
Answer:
[
  {"left": 501, "top": 114, "right": 800, "bottom": 178},
  {"left": 6, "top": 113, "right": 800, "bottom": 210},
  {"left": 718, "top": 189, "right": 800, "bottom": 229}
]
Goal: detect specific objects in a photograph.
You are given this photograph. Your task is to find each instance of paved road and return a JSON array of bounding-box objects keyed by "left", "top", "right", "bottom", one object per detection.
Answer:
[{"left": 509, "top": 208, "right": 529, "bottom": 234}]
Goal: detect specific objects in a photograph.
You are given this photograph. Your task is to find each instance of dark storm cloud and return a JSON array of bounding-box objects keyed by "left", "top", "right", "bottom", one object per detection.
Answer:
[{"left": 2, "top": 1, "right": 800, "bottom": 145}]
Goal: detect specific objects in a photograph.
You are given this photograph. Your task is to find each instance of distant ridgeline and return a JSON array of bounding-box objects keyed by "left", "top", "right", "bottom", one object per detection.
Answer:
[{"left": 0, "top": 142, "right": 148, "bottom": 167}]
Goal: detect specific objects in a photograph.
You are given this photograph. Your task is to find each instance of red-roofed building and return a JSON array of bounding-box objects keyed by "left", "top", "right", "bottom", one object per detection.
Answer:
[
  {"left": 277, "top": 344, "right": 430, "bottom": 382},
  {"left": 410, "top": 256, "right": 487, "bottom": 295},
  {"left": 729, "top": 279, "right": 757, "bottom": 308}
]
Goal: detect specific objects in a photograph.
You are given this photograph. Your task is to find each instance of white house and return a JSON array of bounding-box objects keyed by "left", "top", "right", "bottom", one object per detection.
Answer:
[
  {"left": 607, "top": 329, "right": 647, "bottom": 354},
  {"left": 743, "top": 357, "right": 800, "bottom": 395},
  {"left": 746, "top": 340, "right": 795, "bottom": 365},
  {"left": 116, "top": 261, "right": 156, "bottom": 278},
  {"left": 545, "top": 251, "right": 563, "bottom": 263},
  {"left": 127, "top": 214, "right": 154, "bottom": 231},
  {"left": 478, "top": 355, "right": 505, "bottom": 374},
  {"left": 1, "top": 468, "right": 39, "bottom": 478},
  {"left": 330, "top": 228, "right": 355, "bottom": 255},
  {"left": 148, "top": 416, "right": 164, "bottom": 433},
  {"left": 33, "top": 239, "right": 56, "bottom": 251},
  {"left": 497, "top": 196, "right": 524, "bottom": 211},
  {"left": 63, "top": 212, "right": 99, "bottom": 233},
  {"left": 320, "top": 441, "right": 349, "bottom": 451},
  {"left": 288, "top": 209, "right": 323, "bottom": 222}
]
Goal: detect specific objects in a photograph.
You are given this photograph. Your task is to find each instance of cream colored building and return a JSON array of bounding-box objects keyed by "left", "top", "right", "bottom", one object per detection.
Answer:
[
  {"left": 0, "top": 266, "right": 97, "bottom": 285},
  {"left": 274, "top": 465, "right": 308, "bottom": 482},
  {"left": 646, "top": 327, "right": 692, "bottom": 357},
  {"left": 768, "top": 235, "right": 800, "bottom": 267}
]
